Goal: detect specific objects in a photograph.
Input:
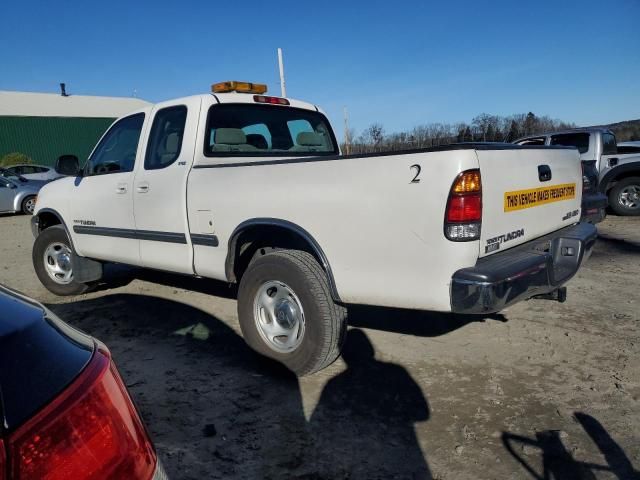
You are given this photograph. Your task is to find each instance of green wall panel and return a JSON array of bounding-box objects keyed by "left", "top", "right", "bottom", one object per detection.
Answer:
[{"left": 0, "top": 116, "right": 115, "bottom": 166}]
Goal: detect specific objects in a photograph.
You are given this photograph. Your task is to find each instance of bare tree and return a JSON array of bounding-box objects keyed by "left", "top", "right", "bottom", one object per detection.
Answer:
[
  {"left": 347, "top": 112, "right": 576, "bottom": 154},
  {"left": 359, "top": 123, "right": 385, "bottom": 151}
]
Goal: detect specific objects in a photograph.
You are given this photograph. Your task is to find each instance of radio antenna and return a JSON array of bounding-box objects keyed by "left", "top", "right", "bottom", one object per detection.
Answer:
[{"left": 277, "top": 48, "right": 286, "bottom": 97}]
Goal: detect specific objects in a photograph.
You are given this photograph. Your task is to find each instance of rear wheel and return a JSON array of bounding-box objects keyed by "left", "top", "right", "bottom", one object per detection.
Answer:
[
  {"left": 33, "top": 226, "right": 88, "bottom": 296},
  {"left": 609, "top": 177, "right": 640, "bottom": 216},
  {"left": 237, "top": 249, "right": 347, "bottom": 376},
  {"left": 22, "top": 195, "right": 36, "bottom": 215}
]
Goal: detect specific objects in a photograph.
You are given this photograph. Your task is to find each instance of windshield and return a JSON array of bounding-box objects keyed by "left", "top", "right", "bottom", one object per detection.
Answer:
[
  {"left": 0, "top": 168, "right": 27, "bottom": 183},
  {"left": 1, "top": 176, "right": 19, "bottom": 188},
  {"left": 204, "top": 104, "right": 338, "bottom": 157}
]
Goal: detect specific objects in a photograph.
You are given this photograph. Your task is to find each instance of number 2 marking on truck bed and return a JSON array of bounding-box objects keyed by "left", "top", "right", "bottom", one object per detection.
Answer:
[{"left": 410, "top": 164, "right": 421, "bottom": 183}]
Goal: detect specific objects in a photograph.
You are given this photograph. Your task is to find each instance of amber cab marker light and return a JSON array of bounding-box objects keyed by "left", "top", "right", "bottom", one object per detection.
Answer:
[{"left": 211, "top": 81, "right": 268, "bottom": 94}]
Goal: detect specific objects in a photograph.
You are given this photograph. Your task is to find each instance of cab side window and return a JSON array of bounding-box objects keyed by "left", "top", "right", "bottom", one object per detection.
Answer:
[
  {"left": 145, "top": 106, "right": 188, "bottom": 170},
  {"left": 86, "top": 113, "right": 145, "bottom": 176},
  {"left": 518, "top": 137, "right": 546, "bottom": 146},
  {"left": 602, "top": 133, "right": 617, "bottom": 155}
]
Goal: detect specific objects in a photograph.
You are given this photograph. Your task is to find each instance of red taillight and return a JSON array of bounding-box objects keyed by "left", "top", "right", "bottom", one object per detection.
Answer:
[
  {"left": 8, "top": 346, "right": 156, "bottom": 480},
  {"left": 445, "top": 169, "right": 482, "bottom": 241},
  {"left": 446, "top": 195, "right": 482, "bottom": 222},
  {"left": 253, "top": 95, "right": 290, "bottom": 105}
]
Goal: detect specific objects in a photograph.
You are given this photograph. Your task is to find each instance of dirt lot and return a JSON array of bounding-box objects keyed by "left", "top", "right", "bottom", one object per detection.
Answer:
[{"left": 1, "top": 214, "right": 638, "bottom": 479}]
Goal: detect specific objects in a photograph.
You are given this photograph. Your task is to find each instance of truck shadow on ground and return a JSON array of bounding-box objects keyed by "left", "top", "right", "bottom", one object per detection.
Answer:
[
  {"left": 46, "top": 294, "right": 433, "bottom": 480},
  {"left": 93, "top": 264, "right": 506, "bottom": 338},
  {"left": 595, "top": 235, "right": 640, "bottom": 255},
  {"left": 502, "top": 412, "right": 639, "bottom": 480},
  {"left": 348, "top": 304, "right": 507, "bottom": 337},
  {"left": 91, "top": 263, "right": 239, "bottom": 299}
]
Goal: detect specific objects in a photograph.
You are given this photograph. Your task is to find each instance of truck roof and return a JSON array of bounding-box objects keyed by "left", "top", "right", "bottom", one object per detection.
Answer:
[
  {"left": 136, "top": 92, "right": 321, "bottom": 115},
  {"left": 518, "top": 127, "right": 614, "bottom": 141},
  {"left": 213, "top": 92, "right": 319, "bottom": 112}
]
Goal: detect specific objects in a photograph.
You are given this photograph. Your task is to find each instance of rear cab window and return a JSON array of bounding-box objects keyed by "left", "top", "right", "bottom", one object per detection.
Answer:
[
  {"left": 550, "top": 133, "right": 590, "bottom": 154},
  {"left": 145, "top": 105, "right": 188, "bottom": 170},
  {"left": 204, "top": 104, "right": 338, "bottom": 156}
]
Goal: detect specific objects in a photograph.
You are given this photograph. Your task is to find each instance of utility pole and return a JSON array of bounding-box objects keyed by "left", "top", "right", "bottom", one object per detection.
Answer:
[
  {"left": 343, "top": 106, "right": 351, "bottom": 155},
  {"left": 277, "top": 48, "right": 286, "bottom": 97}
]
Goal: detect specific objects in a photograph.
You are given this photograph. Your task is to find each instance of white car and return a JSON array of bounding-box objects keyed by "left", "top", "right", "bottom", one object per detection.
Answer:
[
  {"left": 31, "top": 81, "right": 596, "bottom": 375},
  {"left": 5, "top": 164, "right": 64, "bottom": 181}
]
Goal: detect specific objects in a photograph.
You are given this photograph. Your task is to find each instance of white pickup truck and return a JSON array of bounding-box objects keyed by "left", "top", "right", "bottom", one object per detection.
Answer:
[{"left": 31, "top": 81, "right": 597, "bottom": 375}]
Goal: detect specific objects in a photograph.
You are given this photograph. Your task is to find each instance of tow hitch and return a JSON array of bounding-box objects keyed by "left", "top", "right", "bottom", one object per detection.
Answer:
[{"left": 532, "top": 286, "right": 567, "bottom": 303}]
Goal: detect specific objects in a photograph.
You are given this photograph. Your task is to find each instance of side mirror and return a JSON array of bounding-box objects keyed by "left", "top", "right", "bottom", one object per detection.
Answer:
[
  {"left": 6, "top": 182, "right": 16, "bottom": 189},
  {"left": 56, "top": 155, "right": 81, "bottom": 176}
]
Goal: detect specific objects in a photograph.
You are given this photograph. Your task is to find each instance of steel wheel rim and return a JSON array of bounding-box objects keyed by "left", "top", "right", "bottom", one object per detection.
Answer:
[
  {"left": 253, "top": 280, "right": 306, "bottom": 353},
  {"left": 43, "top": 242, "right": 74, "bottom": 285},
  {"left": 25, "top": 198, "right": 36, "bottom": 214},
  {"left": 618, "top": 185, "right": 640, "bottom": 210}
]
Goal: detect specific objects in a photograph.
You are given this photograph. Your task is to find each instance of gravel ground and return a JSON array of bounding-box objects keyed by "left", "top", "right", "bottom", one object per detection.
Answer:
[{"left": 0, "top": 214, "right": 638, "bottom": 479}]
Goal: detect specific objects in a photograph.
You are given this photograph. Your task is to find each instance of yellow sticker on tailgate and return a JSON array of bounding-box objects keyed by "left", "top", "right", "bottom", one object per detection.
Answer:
[{"left": 504, "top": 183, "right": 576, "bottom": 212}]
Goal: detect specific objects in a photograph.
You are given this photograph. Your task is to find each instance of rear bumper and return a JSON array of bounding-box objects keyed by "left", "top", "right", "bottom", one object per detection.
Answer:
[
  {"left": 581, "top": 192, "right": 608, "bottom": 224},
  {"left": 451, "top": 222, "right": 597, "bottom": 314}
]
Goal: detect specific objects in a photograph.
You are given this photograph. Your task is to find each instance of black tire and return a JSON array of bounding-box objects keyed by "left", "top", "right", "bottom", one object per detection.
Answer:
[
  {"left": 32, "top": 226, "right": 88, "bottom": 296},
  {"left": 237, "top": 249, "right": 347, "bottom": 376},
  {"left": 21, "top": 195, "right": 36, "bottom": 215},
  {"left": 608, "top": 177, "right": 640, "bottom": 216}
]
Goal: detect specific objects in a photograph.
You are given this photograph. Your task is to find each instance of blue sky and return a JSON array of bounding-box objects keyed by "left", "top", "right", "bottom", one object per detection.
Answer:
[{"left": 2, "top": 0, "right": 639, "bottom": 138}]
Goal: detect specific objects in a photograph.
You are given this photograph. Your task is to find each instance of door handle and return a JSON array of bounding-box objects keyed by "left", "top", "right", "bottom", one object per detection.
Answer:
[
  {"left": 538, "top": 165, "right": 552, "bottom": 182},
  {"left": 115, "top": 183, "right": 127, "bottom": 194},
  {"left": 136, "top": 183, "right": 150, "bottom": 193}
]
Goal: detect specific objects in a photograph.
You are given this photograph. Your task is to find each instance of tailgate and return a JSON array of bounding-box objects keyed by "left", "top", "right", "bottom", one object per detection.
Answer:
[{"left": 477, "top": 147, "right": 582, "bottom": 257}]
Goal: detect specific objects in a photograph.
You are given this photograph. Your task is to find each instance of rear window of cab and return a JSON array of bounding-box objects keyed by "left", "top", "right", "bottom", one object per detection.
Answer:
[
  {"left": 550, "top": 133, "right": 590, "bottom": 154},
  {"left": 204, "top": 104, "right": 338, "bottom": 157}
]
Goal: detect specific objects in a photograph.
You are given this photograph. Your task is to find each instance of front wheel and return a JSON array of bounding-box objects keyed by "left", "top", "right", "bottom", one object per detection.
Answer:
[
  {"left": 237, "top": 249, "right": 347, "bottom": 376},
  {"left": 609, "top": 177, "right": 640, "bottom": 216},
  {"left": 33, "top": 226, "right": 89, "bottom": 296},
  {"left": 22, "top": 195, "right": 36, "bottom": 215}
]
